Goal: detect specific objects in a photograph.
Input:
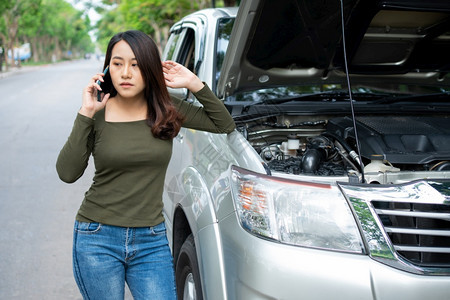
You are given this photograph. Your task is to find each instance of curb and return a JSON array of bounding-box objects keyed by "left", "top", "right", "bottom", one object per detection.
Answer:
[
  {"left": 0, "top": 65, "right": 43, "bottom": 80},
  {"left": 0, "top": 60, "right": 86, "bottom": 80}
]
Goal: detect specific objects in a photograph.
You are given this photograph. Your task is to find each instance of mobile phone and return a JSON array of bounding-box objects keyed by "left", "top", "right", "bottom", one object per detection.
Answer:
[{"left": 96, "top": 65, "right": 109, "bottom": 102}]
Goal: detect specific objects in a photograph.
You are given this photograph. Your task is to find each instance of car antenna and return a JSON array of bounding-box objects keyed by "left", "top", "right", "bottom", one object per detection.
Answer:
[{"left": 339, "top": 0, "right": 365, "bottom": 183}]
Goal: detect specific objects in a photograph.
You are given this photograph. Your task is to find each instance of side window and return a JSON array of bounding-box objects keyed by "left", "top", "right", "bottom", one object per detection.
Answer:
[
  {"left": 177, "top": 28, "right": 196, "bottom": 73},
  {"left": 163, "top": 27, "right": 196, "bottom": 101},
  {"left": 162, "top": 31, "right": 181, "bottom": 61}
]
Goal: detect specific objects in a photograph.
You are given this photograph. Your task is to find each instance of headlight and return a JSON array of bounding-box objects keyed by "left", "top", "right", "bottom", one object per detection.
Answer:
[{"left": 230, "top": 166, "right": 364, "bottom": 253}]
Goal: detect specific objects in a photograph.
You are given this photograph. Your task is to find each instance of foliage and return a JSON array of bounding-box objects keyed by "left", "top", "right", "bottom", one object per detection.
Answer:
[
  {"left": 0, "top": 0, "right": 239, "bottom": 70},
  {"left": 95, "top": 0, "right": 203, "bottom": 53},
  {"left": 0, "top": 0, "right": 94, "bottom": 70},
  {"left": 94, "top": 0, "right": 239, "bottom": 54}
]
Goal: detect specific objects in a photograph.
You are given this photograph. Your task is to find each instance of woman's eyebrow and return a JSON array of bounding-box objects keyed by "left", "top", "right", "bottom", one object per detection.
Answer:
[{"left": 111, "top": 56, "right": 137, "bottom": 61}]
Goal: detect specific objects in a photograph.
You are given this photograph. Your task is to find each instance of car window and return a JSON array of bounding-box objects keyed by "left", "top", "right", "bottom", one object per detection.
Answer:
[
  {"left": 177, "top": 28, "right": 195, "bottom": 72},
  {"left": 163, "top": 31, "right": 181, "bottom": 61},
  {"left": 215, "top": 17, "right": 235, "bottom": 89},
  {"left": 164, "top": 28, "right": 192, "bottom": 101}
]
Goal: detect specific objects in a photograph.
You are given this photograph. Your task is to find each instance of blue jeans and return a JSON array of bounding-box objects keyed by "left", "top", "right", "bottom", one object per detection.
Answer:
[{"left": 73, "top": 221, "right": 176, "bottom": 300}]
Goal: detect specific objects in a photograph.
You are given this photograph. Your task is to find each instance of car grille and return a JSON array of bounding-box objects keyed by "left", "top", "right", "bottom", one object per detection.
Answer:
[
  {"left": 339, "top": 180, "right": 450, "bottom": 275},
  {"left": 372, "top": 200, "right": 450, "bottom": 268}
]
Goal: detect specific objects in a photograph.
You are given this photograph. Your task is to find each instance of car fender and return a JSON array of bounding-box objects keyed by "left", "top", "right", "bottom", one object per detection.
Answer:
[
  {"left": 179, "top": 165, "right": 217, "bottom": 230},
  {"left": 173, "top": 130, "right": 267, "bottom": 299},
  {"left": 178, "top": 165, "right": 228, "bottom": 299}
]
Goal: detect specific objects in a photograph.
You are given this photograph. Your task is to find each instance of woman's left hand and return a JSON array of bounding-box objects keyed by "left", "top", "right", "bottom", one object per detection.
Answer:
[{"left": 162, "top": 60, "right": 204, "bottom": 92}]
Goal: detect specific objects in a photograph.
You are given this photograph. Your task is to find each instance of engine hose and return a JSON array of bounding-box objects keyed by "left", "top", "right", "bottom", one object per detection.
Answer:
[
  {"left": 322, "top": 132, "right": 362, "bottom": 170},
  {"left": 322, "top": 132, "right": 353, "bottom": 154},
  {"left": 334, "top": 141, "right": 360, "bottom": 173},
  {"left": 301, "top": 148, "right": 325, "bottom": 173}
]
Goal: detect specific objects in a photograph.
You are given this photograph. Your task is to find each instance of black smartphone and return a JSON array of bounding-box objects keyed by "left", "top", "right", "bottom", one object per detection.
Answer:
[{"left": 96, "top": 65, "right": 110, "bottom": 102}]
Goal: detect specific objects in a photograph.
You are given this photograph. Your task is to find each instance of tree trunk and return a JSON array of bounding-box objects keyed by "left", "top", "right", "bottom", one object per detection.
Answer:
[
  {"left": 53, "top": 36, "right": 61, "bottom": 62},
  {"left": 152, "top": 23, "right": 163, "bottom": 55},
  {"left": 161, "top": 25, "right": 170, "bottom": 52},
  {"left": 0, "top": 33, "right": 7, "bottom": 71},
  {"left": 11, "top": 16, "right": 19, "bottom": 66},
  {"left": 8, "top": 39, "right": 15, "bottom": 67},
  {"left": 5, "top": 11, "right": 19, "bottom": 68},
  {"left": 223, "top": 0, "right": 236, "bottom": 6},
  {"left": 31, "top": 36, "right": 39, "bottom": 62},
  {"left": 41, "top": 36, "right": 51, "bottom": 61},
  {"left": 0, "top": 48, "right": 3, "bottom": 72}
]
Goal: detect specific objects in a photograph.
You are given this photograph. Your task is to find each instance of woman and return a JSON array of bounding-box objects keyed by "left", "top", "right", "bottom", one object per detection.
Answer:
[{"left": 56, "top": 30, "right": 235, "bottom": 300}]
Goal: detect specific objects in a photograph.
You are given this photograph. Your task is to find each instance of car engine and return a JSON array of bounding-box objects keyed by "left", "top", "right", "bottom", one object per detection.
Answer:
[{"left": 237, "top": 115, "right": 450, "bottom": 183}]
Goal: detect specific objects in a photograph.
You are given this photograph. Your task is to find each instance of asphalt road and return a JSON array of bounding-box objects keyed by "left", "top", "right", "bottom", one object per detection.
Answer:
[{"left": 0, "top": 60, "right": 133, "bottom": 299}]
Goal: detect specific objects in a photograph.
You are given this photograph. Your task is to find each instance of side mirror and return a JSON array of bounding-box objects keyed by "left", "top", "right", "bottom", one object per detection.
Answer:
[{"left": 168, "top": 87, "right": 189, "bottom": 101}]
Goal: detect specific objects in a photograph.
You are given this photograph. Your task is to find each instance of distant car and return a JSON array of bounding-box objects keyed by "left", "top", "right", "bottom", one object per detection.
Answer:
[
  {"left": 8, "top": 43, "right": 31, "bottom": 62},
  {"left": 162, "top": 1, "right": 450, "bottom": 299}
]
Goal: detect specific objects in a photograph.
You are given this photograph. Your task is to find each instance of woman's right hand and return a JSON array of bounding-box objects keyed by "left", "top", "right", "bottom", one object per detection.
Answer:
[{"left": 79, "top": 72, "right": 110, "bottom": 118}]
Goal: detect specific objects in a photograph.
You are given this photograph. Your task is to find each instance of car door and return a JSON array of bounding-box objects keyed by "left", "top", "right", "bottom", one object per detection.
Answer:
[{"left": 162, "top": 18, "right": 206, "bottom": 239}]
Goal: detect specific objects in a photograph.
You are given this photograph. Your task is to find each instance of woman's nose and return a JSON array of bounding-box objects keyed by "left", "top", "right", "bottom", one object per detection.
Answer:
[{"left": 121, "top": 65, "right": 131, "bottom": 78}]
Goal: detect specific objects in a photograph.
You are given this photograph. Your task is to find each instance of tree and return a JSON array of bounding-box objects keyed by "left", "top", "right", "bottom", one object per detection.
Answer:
[
  {"left": 19, "top": 0, "right": 44, "bottom": 62},
  {"left": 0, "top": 0, "right": 8, "bottom": 70},
  {"left": 35, "top": 0, "right": 89, "bottom": 61},
  {"left": 0, "top": 0, "right": 94, "bottom": 70},
  {"left": 0, "top": 0, "right": 40, "bottom": 69},
  {"left": 93, "top": 0, "right": 239, "bottom": 54},
  {"left": 119, "top": 0, "right": 202, "bottom": 52}
]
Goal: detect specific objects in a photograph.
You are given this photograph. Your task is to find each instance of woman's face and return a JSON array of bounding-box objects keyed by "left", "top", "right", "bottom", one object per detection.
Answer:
[{"left": 109, "top": 40, "right": 146, "bottom": 100}]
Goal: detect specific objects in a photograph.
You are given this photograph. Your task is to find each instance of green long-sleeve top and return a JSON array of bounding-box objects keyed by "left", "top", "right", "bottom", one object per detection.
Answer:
[{"left": 56, "top": 85, "right": 235, "bottom": 227}]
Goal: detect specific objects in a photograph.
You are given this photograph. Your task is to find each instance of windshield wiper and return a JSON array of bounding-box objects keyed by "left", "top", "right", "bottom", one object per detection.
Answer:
[
  {"left": 240, "top": 90, "right": 387, "bottom": 113},
  {"left": 250, "top": 90, "right": 351, "bottom": 106},
  {"left": 373, "top": 91, "right": 450, "bottom": 104}
]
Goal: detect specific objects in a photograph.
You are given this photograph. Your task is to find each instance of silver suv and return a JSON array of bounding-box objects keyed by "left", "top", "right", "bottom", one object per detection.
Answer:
[{"left": 162, "top": 1, "right": 450, "bottom": 299}]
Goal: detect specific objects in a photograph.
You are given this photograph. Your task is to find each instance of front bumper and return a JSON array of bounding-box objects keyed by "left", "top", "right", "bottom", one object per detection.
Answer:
[{"left": 218, "top": 213, "right": 450, "bottom": 300}]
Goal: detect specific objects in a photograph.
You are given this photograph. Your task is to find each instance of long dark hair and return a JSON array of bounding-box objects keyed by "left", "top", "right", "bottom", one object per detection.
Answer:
[{"left": 103, "top": 30, "right": 183, "bottom": 140}]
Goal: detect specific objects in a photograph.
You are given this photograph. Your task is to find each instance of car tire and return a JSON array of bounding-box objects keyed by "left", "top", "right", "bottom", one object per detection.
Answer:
[{"left": 176, "top": 234, "right": 203, "bottom": 300}]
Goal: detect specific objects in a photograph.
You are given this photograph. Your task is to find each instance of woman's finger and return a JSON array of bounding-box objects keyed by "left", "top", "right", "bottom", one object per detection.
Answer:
[
  {"left": 91, "top": 73, "right": 106, "bottom": 84},
  {"left": 85, "top": 82, "right": 102, "bottom": 97},
  {"left": 95, "top": 82, "right": 102, "bottom": 91},
  {"left": 102, "top": 93, "right": 111, "bottom": 103}
]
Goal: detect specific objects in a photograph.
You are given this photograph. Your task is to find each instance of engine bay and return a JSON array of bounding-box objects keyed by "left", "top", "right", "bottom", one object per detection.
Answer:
[{"left": 236, "top": 114, "right": 450, "bottom": 184}]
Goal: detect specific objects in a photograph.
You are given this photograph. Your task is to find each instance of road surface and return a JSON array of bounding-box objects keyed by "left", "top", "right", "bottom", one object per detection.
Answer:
[{"left": 0, "top": 60, "right": 132, "bottom": 299}]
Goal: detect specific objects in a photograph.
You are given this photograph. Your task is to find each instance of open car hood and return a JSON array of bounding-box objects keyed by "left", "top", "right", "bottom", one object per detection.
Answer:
[{"left": 217, "top": 0, "right": 450, "bottom": 98}]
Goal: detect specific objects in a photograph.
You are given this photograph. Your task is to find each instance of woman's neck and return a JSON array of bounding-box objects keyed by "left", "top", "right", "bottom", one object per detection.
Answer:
[{"left": 105, "top": 95, "right": 148, "bottom": 122}]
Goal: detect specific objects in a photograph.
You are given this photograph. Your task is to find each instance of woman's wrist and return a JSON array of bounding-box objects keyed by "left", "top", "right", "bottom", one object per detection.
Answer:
[
  {"left": 78, "top": 107, "right": 95, "bottom": 119},
  {"left": 188, "top": 77, "right": 205, "bottom": 93}
]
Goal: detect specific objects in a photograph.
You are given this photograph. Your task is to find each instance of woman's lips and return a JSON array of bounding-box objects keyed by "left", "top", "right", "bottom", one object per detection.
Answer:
[{"left": 120, "top": 82, "right": 133, "bottom": 88}]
